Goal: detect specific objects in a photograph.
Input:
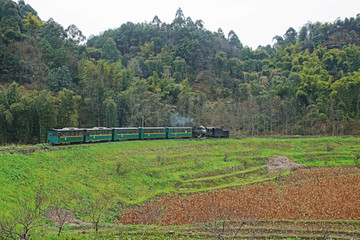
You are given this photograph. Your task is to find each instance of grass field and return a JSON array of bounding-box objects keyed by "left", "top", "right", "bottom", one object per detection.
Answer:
[{"left": 0, "top": 137, "right": 360, "bottom": 239}]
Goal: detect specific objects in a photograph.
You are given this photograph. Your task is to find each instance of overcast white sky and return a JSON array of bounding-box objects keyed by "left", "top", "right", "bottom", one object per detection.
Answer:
[{"left": 24, "top": 0, "right": 360, "bottom": 49}]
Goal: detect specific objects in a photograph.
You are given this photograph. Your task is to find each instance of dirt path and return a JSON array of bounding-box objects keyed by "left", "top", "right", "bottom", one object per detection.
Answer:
[{"left": 0, "top": 145, "right": 89, "bottom": 155}]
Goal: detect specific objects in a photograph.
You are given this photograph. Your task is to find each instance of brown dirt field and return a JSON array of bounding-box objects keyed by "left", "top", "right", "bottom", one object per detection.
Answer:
[{"left": 119, "top": 167, "right": 360, "bottom": 226}]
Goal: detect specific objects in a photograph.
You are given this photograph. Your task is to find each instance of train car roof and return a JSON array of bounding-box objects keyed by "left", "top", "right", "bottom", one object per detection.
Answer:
[
  {"left": 113, "top": 127, "right": 139, "bottom": 130},
  {"left": 85, "top": 127, "right": 112, "bottom": 130},
  {"left": 49, "top": 128, "right": 85, "bottom": 132},
  {"left": 141, "top": 127, "right": 166, "bottom": 129}
]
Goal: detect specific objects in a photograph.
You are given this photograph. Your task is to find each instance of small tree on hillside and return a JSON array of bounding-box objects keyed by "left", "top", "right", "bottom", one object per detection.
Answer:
[
  {"left": 197, "top": 192, "right": 246, "bottom": 240},
  {"left": 139, "top": 200, "right": 163, "bottom": 239},
  {"left": 44, "top": 198, "right": 74, "bottom": 237},
  {"left": 0, "top": 191, "right": 46, "bottom": 240},
  {"left": 78, "top": 193, "right": 115, "bottom": 238}
]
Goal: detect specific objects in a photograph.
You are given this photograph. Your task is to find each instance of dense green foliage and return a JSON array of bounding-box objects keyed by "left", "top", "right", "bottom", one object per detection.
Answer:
[{"left": 1, "top": 0, "right": 360, "bottom": 144}]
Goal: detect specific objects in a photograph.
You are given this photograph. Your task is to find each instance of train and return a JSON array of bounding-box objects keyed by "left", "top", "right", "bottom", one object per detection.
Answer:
[{"left": 47, "top": 126, "right": 229, "bottom": 145}]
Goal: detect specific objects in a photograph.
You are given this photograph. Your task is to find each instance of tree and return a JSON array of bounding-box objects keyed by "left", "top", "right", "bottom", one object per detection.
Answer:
[
  {"left": 66, "top": 24, "right": 86, "bottom": 44},
  {"left": 151, "top": 15, "right": 162, "bottom": 25},
  {"left": 101, "top": 37, "right": 120, "bottom": 63},
  {"left": 138, "top": 42, "right": 155, "bottom": 59},
  {"left": 273, "top": 35, "right": 284, "bottom": 48},
  {"left": 283, "top": 27, "right": 297, "bottom": 45},
  {"left": 0, "top": 100, "right": 6, "bottom": 144},
  {"left": 22, "top": 12, "right": 42, "bottom": 35},
  {"left": 78, "top": 194, "right": 114, "bottom": 238},
  {"left": 138, "top": 200, "right": 163, "bottom": 238},
  {"left": 47, "top": 66, "right": 73, "bottom": 92},
  {"left": 103, "top": 97, "right": 117, "bottom": 127},
  {"left": 197, "top": 192, "right": 246, "bottom": 240},
  {"left": 228, "top": 30, "right": 243, "bottom": 52},
  {"left": 195, "top": 19, "right": 204, "bottom": 29},
  {"left": 36, "top": 90, "right": 57, "bottom": 142},
  {"left": 214, "top": 51, "right": 227, "bottom": 76},
  {"left": 38, "top": 38, "right": 55, "bottom": 63},
  {"left": 0, "top": 191, "right": 46, "bottom": 240},
  {"left": 172, "top": 8, "right": 185, "bottom": 26},
  {"left": 175, "top": 37, "right": 199, "bottom": 71},
  {"left": 0, "top": 0, "right": 23, "bottom": 44},
  {"left": 45, "top": 199, "right": 74, "bottom": 237},
  {"left": 9, "top": 94, "right": 33, "bottom": 143},
  {"left": 40, "top": 18, "right": 67, "bottom": 49},
  {"left": 57, "top": 88, "right": 80, "bottom": 128},
  {"left": 173, "top": 57, "right": 187, "bottom": 82},
  {"left": 298, "top": 25, "right": 308, "bottom": 42}
]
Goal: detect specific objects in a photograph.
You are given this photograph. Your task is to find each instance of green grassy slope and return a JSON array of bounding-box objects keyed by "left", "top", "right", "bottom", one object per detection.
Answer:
[{"left": 0, "top": 137, "right": 359, "bottom": 213}]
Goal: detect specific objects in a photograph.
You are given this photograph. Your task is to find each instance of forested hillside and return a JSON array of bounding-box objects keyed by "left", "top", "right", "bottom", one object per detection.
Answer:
[{"left": 1, "top": 0, "right": 360, "bottom": 144}]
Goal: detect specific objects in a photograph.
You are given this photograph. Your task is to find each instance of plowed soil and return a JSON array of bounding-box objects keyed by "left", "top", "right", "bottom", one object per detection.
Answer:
[{"left": 119, "top": 167, "right": 360, "bottom": 239}]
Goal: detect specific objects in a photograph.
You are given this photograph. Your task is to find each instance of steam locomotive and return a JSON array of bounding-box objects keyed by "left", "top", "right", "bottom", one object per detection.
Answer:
[{"left": 47, "top": 126, "right": 229, "bottom": 145}]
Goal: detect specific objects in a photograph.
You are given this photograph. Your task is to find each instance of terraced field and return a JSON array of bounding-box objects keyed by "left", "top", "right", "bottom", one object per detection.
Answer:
[
  {"left": 116, "top": 167, "right": 360, "bottom": 239},
  {"left": 0, "top": 137, "right": 360, "bottom": 239}
]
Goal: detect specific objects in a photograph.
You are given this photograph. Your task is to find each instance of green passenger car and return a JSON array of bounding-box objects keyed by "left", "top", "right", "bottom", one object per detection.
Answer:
[
  {"left": 47, "top": 126, "right": 197, "bottom": 145},
  {"left": 166, "top": 127, "right": 193, "bottom": 139},
  {"left": 84, "top": 127, "right": 112, "bottom": 142},
  {"left": 47, "top": 128, "right": 85, "bottom": 145},
  {"left": 140, "top": 127, "right": 166, "bottom": 140},
  {"left": 113, "top": 127, "right": 140, "bottom": 141}
]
